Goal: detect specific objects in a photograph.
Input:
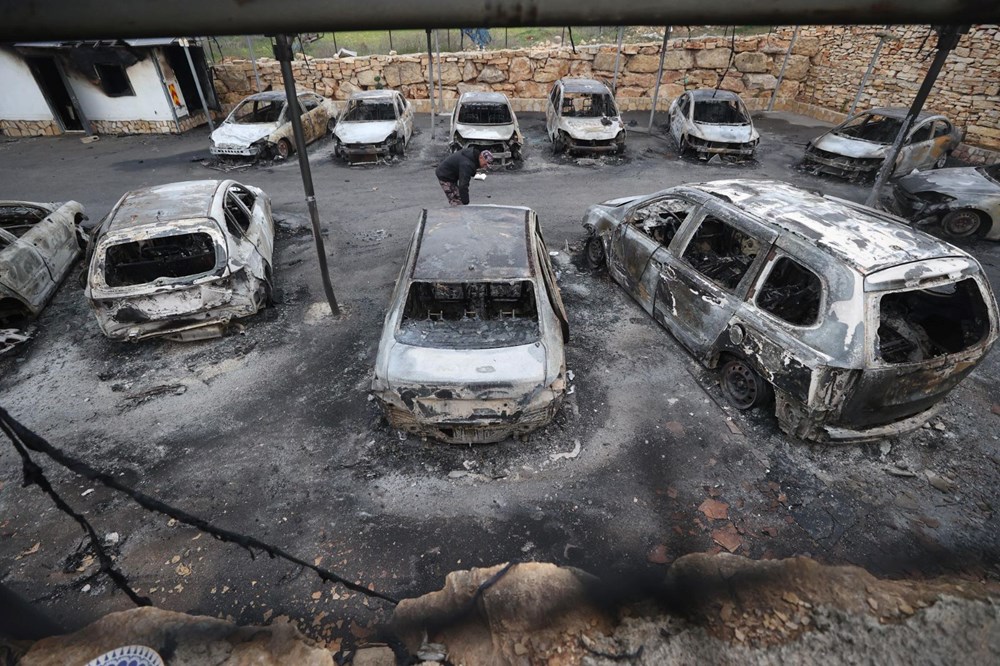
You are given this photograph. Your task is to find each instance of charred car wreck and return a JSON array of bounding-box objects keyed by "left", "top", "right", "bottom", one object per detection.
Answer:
[
  {"left": 332, "top": 90, "right": 414, "bottom": 164},
  {"left": 546, "top": 78, "right": 626, "bottom": 155},
  {"left": 1, "top": 200, "right": 85, "bottom": 324},
  {"left": 85, "top": 180, "right": 275, "bottom": 342},
  {"left": 372, "top": 206, "right": 570, "bottom": 444},
  {"left": 583, "top": 179, "right": 997, "bottom": 441},
  {"left": 210, "top": 91, "right": 337, "bottom": 160},
  {"left": 892, "top": 163, "right": 1000, "bottom": 240},
  {"left": 804, "top": 107, "right": 962, "bottom": 181},
  {"left": 450, "top": 91, "right": 523, "bottom": 164},
  {"left": 668, "top": 89, "right": 759, "bottom": 159}
]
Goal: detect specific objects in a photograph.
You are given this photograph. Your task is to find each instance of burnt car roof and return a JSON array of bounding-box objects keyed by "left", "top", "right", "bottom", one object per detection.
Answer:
[
  {"left": 108, "top": 180, "right": 222, "bottom": 231},
  {"left": 241, "top": 91, "right": 313, "bottom": 103},
  {"left": 458, "top": 91, "right": 510, "bottom": 104},
  {"left": 850, "top": 107, "right": 936, "bottom": 122},
  {"left": 413, "top": 206, "right": 533, "bottom": 281},
  {"left": 560, "top": 78, "right": 612, "bottom": 94},
  {"left": 689, "top": 89, "right": 743, "bottom": 102},
  {"left": 685, "top": 180, "right": 967, "bottom": 275},
  {"left": 349, "top": 90, "right": 398, "bottom": 100}
]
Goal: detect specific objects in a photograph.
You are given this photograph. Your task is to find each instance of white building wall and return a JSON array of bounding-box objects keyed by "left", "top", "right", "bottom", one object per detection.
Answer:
[
  {"left": 0, "top": 48, "right": 56, "bottom": 121},
  {"left": 64, "top": 56, "right": 173, "bottom": 122}
]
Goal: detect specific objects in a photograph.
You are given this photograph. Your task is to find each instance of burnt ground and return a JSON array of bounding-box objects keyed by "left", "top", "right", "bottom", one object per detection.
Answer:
[{"left": 1, "top": 111, "right": 999, "bottom": 649}]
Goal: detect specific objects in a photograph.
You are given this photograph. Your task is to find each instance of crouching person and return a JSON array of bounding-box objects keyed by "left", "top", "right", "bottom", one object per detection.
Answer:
[{"left": 435, "top": 147, "right": 493, "bottom": 206}]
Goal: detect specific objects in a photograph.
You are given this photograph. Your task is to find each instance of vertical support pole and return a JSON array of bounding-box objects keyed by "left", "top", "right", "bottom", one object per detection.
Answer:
[
  {"left": 274, "top": 34, "right": 340, "bottom": 316},
  {"left": 246, "top": 36, "right": 263, "bottom": 92},
  {"left": 647, "top": 26, "right": 671, "bottom": 132},
  {"left": 505, "top": 28, "right": 508, "bottom": 48},
  {"left": 181, "top": 37, "right": 215, "bottom": 132},
  {"left": 460, "top": 30, "right": 464, "bottom": 51},
  {"left": 151, "top": 51, "right": 182, "bottom": 133},
  {"left": 850, "top": 27, "right": 889, "bottom": 117},
  {"left": 768, "top": 26, "right": 799, "bottom": 112},
  {"left": 866, "top": 26, "right": 965, "bottom": 208},
  {"left": 568, "top": 26, "right": 576, "bottom": 54},
  {"left": 389, "top": 30, "right": 393, "bottom": 52},
  {"left": 426, "top": 29, "right": 435, "bottom": 140},
  {"left": 333, "top": 32, "right": 338, "bottom": 53},
  {"left": 561, "top": 27, "right": 566, "bottom": 46},
  {"left": 612, "top": 26, "right": 625, "bottom": 92},
  {"left": 435, "top": 30, "right": 444, "bottom": 113}
]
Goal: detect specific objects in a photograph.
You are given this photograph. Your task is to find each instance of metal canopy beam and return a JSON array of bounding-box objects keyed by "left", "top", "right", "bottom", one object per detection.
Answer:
[{"left": 2, "top": 1, "right": 996, "bottom": 41}]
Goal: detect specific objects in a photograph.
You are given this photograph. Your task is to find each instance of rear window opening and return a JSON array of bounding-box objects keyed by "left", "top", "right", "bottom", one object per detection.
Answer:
[
  {"left": 0, "top": 205, "right": 48, "bottom": 238},
  {"left": 343, "top": 101, "right": 396, "bottom": 122},
  {"left": 561, "top": 93, "right": 617, "bottom": 118},
  {"left": 693, "top": 100, "right": 750, "bottom": 125},
  {"left": 398, "top": 281, "right": 540, "bottom": 349},
  {"left": 104, "top": 233, "right": 218, "bottom": 288},
  {"left": 876, "top": 278, "right": 991, "bottom": 364},
  {"left": 457, "top": 102, "right": 513, "bottom": 125},
  {"left": 0, "top": 298, "right": 30, "bottom": 325}
]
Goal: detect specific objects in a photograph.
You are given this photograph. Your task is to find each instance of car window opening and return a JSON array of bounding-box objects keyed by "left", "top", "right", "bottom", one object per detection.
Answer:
[
  {"left": 398, "top": 281, "right": 540, "bottom": 349},
  {"left": 683, "top": 216, "right": 761, "bottom": 290},
  {"left": 757, "top": 257, "right": 822, "bottom": 326},
  {"left": 0, "top": 205, "right": 48, "bottom": 238},
  {"left": 231, "top": 100, "right": 284, "bottom": 124},
  {"left": 343, "top": 100, "right": 396, "bottom": 122},
  {"left": 835, "top": 114, "right": 902, "bottom": 144},
  {"left": 104, "top": 233, "right": 218, "bottom": 288},
  {"left": 457, "top": 102, "right": 513, "bottom": 125},
  {"left": 634, "top": 200, "right": 695, "bottom": 246},
  {"left": 978, "top": 163, "right": 1000, "bottom": 185},
  {"left": 693, "top": 100, "right": 750, "bottom": 125},
  {"left": 561, "top": 93, "right": 617, "bottom": 118},
  {"left": 876, "top": 278, "right": 990, "bottom": 364},
  {"left": 224, "top": 195, "right": 252, "bottom": 233}
]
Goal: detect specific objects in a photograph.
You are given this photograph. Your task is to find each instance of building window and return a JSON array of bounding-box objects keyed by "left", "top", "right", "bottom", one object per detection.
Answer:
[{"left": 95, "top": 63, "right": 135, "bottom": 97}]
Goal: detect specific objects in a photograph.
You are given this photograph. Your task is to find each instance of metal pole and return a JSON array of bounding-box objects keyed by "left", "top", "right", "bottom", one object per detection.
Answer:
[
  {"left": 435, "top": 29, "right": 443, "bottom": 113},
  {"left": 426, "top": 29, "right": 435, "bottom": 140},
  {"left": 246, "top": 35, "right": 263, "bottom": 92},
  {"left": 767, "top": 25, "right": 798, "bottom": 112},
  {"left": 612, "top": 26, "right": 624, "bottom": 92},
  {"left": 561, "top": 27, "right": 566, "bottom": 46},
  {"left": 333, "top": 32, "right": 338, "bottom": 52},
  {"left": 273, "top": 34, "right": 340, "bottom": 315},
  {"left": 388, "top": 30, "right": 393, "bottom": 51},
  {"left": 850, "top": 27, "right": 889, "bottom": 117},
  {"left": 568, "top": 26, "right": 576, "bottom": 53},
  {"left": 181, "top": 37, "right": 215, "bottom": 132},
  {"left": 865, "top": 25, "right": 965, "bottom": 208},
  {"left": 504, "top": 28, "right": 508, "bottom": 48},
  {"left": 647, "top": 26, "right": 670, "bottom": 131}
]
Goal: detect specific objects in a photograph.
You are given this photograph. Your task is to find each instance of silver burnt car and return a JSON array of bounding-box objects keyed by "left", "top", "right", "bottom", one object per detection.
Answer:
[
  {"left": 449, "top": 91, "right": 523, "bottom": 164},
  {"left": 85, "top": 180, "right": 275, "bottom": 342},
  {"left": 668, "top": 89, "right": 759, "bottom": 159},
  {"left": 583, "top": 179, "right": 997, "bottom": 442},
  {"left": 210, "top": 91, "right": 337, "bottom": 160},
  {"left": 372, "top": 206, "right": 570, "bottom": 444},
  {"left": 332, "top": 90, "right": 414, "bottom": 164},
  {"left": 891, "top": 163, "right": 1000, "bottom": 240},
  {"left": 545, "top": 78, "right": 625, "bottom": 154}
]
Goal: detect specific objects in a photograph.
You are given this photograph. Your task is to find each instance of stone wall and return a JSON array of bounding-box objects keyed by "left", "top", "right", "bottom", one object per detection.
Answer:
[
  {"left": 212, "top": 32, "right": 819, "bottom": 114},
  {"left": 0, "top": 118, "right": 62, "bottom": 137},
  {"left": 90, "top": 110, "right": 217, "bottom": 136}
]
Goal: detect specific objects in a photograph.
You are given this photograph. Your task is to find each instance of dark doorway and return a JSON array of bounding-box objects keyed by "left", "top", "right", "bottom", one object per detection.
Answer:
[
  {"left": 26, "top": 56, "right": 83, "bottom": 131},
  {"left": 164, "top": 44, "right": 219, "bottom": 115}
]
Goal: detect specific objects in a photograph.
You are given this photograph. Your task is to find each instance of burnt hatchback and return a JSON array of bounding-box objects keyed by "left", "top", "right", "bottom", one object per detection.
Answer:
[
  {"left": 372, "top": 206, "right": 569, "bottom": 444},
  {"left": 583, "top": 179, "right": 997, "bottom": 441}
]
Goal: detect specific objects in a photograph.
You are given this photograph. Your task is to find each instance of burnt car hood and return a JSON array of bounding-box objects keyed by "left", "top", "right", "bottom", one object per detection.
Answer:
[
  {"left": 898, "top": 166, "right": 1000, "bottom": 197},
  {"left": 211, "top": 122, "right": 280, "bottom": 147},
  {"left": 560, "top": 117, "right": 622, "bottom": 141},
  {"left": 454, "top": 123, "right": 516, "bottom": 141},
  {"left": 812, "top": 133, "right": 887, "bottom": 159},
  {"left": 384, "top": 341, "right": 547, "bottom": 393},
  {"left": 334, "top": 121, "right": 396, "bottom": 144},
  {"left": 690, "top": 123, "right": 758, "bottom": 143}
]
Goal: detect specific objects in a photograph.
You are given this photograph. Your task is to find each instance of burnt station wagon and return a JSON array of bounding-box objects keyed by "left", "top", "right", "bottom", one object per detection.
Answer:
[
  {"left": 583, "top": 179, "right": 998, "bottom": 441},
  {"left": 372, "top": 206, "right": 569, "bottom": 444}
]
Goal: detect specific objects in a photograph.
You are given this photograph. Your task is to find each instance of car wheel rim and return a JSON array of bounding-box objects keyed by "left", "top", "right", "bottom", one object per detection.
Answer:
[
  {"left": 944, "top": 210, "right": 981, "bottom": 237},
  {"left": 277, "top": 141, "right": 290, "bottom": 159},
  {"left": 586, "top": 238, "right": 605, "bottom": 265},
  {"left": 722, "top": 361, "right": 758, "bottom": 410}
]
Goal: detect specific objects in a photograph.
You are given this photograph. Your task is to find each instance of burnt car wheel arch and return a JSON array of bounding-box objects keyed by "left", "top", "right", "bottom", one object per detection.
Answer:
[
  {"left": 720, "top": 356, "right": 774, "bottom": 410},
  {"left": 941, "top": 208, "right": 987, "bottom": 238},
  {"left": 585, "top": 235, "right": 607, "bottom": 268},
  {"left": 275, "top": 139, "right": 292, "bottom": 160}
]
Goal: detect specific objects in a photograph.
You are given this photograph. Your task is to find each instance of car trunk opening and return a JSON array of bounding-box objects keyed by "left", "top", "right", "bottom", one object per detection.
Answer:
[
  {"left": 343, "top": 100, "right": 396, "bottom": 122},
  {"left": 104, "top": 232, "right": 220, "bottom": 288},
  {"left": 458, "top": 102, "right": 512, "bottom": 125},
  {"left": 0, "top": 204, "right": 49, "bottom": 238},
  {"left": 398, "top": 280, "right": 540, "bottom": 349},
  {"left": 875, "top": 278, "right": 990, "bottom": 364},
  {"left": 693, "top": 99, "right": 750, "bottom": 125}
]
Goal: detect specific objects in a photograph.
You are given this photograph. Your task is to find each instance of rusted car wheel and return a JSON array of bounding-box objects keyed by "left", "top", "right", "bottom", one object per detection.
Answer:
[
  {"left": 585, "top": 236, "right": 606, "bottom": 268},
  {"left": 276, "top": 139, "right": 292, "bottom": 160},
  {"left": 720, "top": 358, "right": 773, "bottom": 410},
  {"left": 941, "top": 209, "right": 983, "bottom": 238}
]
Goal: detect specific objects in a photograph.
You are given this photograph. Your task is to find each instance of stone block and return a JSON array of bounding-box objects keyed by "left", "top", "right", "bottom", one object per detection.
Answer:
[
  {"left": 734, "top": 51, "right": 769, "bottom": 73},
  {"left": 509, "top": 56, "right": 532, "bottom": 83},
  {"left": 462, "top": 60, "right": 478, "bottom": 81},
  {"left": 621, "top": 73, "right": 657, "bottom": 88},
  {"left": 781, "top": 54, "right": 810, "bottom": 81},
  {"left": 617, "top": 86, "right": 645, "bottom": 98},
  {"left": 457, "top": 82, "right": 491, "bottom": 95},
  {"left": 734, "top": 38, "right": 759, "bottom": 53},
  {"left": 792, "top": 35, "right": 822, "bottom": 57},
  {"left": 719, "top": 74, "right": 746, "bottom": 93},
  {"left": 627, "top": 54, "right": 662, "bottom": 73},
  {"left": 477, "top": 65, "right": 506, "bottom": 84},
  {"left": 744, "top": 73, "right": 778, "bottom": 91},
  {"left": 514, "top": 80, "right": 550, "bottom": 98},
  {"left": 356, "top": 69, "right": 378, "bottom": 88},
  {"left": 694, "top": 47, "right": 733, "bottom": 69},
  {"left": 662, "top": 50, "right": 694, "bottom": 70},
  {"left": 593, "top": 52, "right": 617, "bottom": 72},
  {"left": 569, "top": 60, "right": 593, "bottom": 76}
]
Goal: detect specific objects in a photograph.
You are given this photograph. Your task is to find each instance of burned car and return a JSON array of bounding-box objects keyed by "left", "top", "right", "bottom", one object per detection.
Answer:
[
  {"left": 210, "top": 91, "right": 337, "bottom": 160},
  {"left": 1, "top": 200, "right": 85, "bottom": 324},
  {"left": 804, "top": 107, "right": 962, "bottom": 181},
  {"left": 891, "top": 163, "right": 1000, "bottom": 239},
  {"left": 332, "top": 90, "right": 414, "bottom": 164},
  {"left": 545, "top": 78, "right": 625, "bottom": 154},
  {"left": 85, "top": 180, "right": 275, "bottom": 342},
  {"left": 449, "top": 91, "right": 523, "bottom": 164},
  {"left": 372, "top": 206, "right": 570, "bottom": 444},
  {"left": 668, "top": 89, "right": 759, "bottom": 158},
  {"left": 583, "top": 179, "right": 997, "bottom": 442}
]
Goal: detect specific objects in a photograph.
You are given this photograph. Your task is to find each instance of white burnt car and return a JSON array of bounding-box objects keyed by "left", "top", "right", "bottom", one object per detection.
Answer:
[
  {"left": 545, "top": 78, "right": 626, "bottom": 154},
  {"left": 1, "top": 200, "right": 85, "bottom": 324},
  {"left": 804, "top": 107, "right": 962, "bottom": 181},
  {"left": 668, "top": 89, "right": 759, "bottom": 158},
  {"left": 583, "top": 179, "right": 997, "bottom": 442},
  {"left": 85, "top": 180, "right": 275, "bottom": 342},
  {"left": 372, "top": 206, "right": 570, "bottom": 444},
  {"left": 332, "top": 90, "right": 414, "bottom": 164},
  {"left": 892, "top": 164, "right": 1000, "bottom": 240},
  {"left": 449, "top": 91, "right": 523, "bottom": 164},
  {"left": 210, "top": 91, "right": 337, "bottom": 160}
]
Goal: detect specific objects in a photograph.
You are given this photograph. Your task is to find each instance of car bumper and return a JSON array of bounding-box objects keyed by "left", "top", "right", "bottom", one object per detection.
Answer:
[
  {"left": 454, "top": 139, "right": 515, "bottom": 161},
  {"left": 687, "top": 139, "right": 756, "bottom": 156},
  {"left": 210, "top": 144, "right": 261, "bottom": 157},
  {"left": 803, "top": 150, "right": 882, "bottom": 178},
  {"left": 823, "top": 402, "right": 943, "bottom": 442},
  {"left": 566, "top": 136, "right": 622, "bottom": 153},
  {"left": 337, "top": 143, "right": 392, "bottom": 164}
]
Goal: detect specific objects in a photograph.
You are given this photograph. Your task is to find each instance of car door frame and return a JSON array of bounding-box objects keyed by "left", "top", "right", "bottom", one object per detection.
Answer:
[
  {"left": 395, "top": 92, "right": 413, "bottom": 144},
  {"left": 669, "top": 93, "right": 689, "bottom": 143},
  {"left": 223, "top": 184, "right": 273, "bottom": 277},
  {"left": 533, "top": 220, "right": 570, "bottom": 342},
  {"left": 896, "top": 116, "right": 942, "bottom": 174},
  {"left": 0, "top": 226, "right": 56, "bottom": 314},
  {"left": 545, "top": 83, "right": 562, "bottom": 140}
]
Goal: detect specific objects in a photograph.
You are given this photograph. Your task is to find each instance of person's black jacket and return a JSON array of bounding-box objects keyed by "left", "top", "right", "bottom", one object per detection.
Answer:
[{"left": 435, "top": 146, "right": 481, "bottom": 205}]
